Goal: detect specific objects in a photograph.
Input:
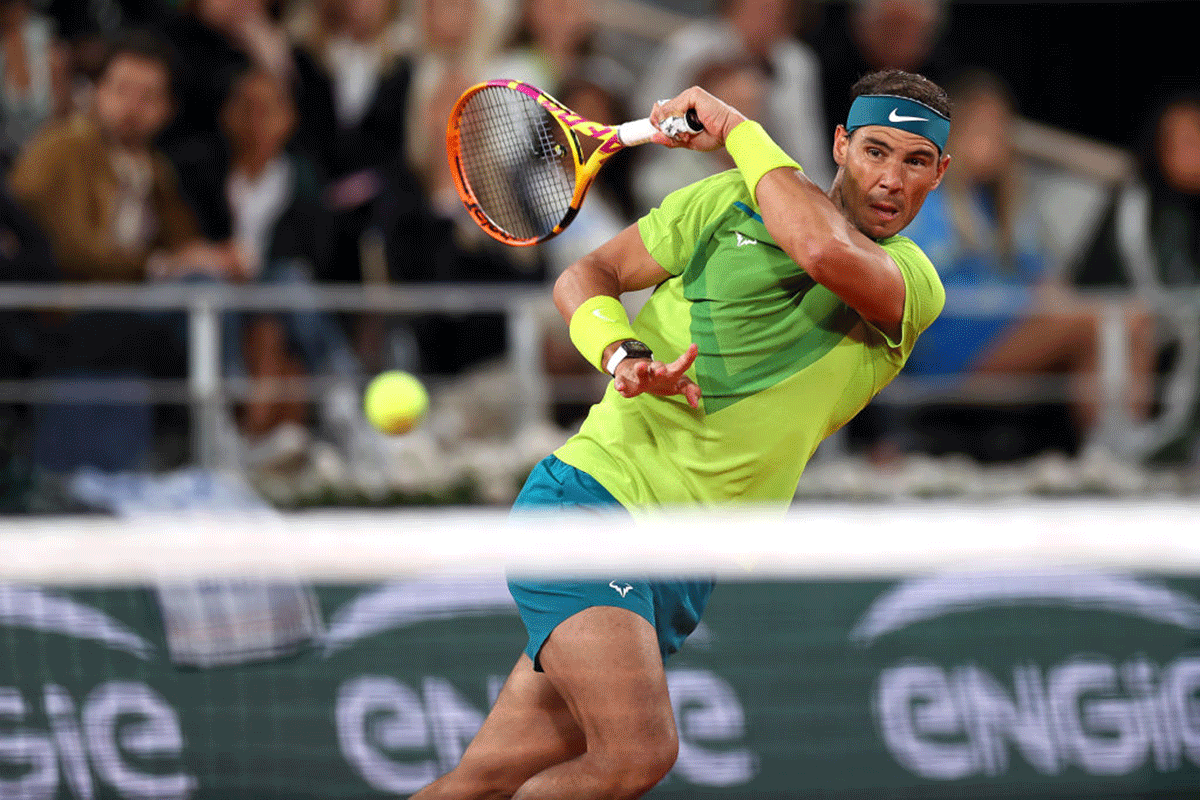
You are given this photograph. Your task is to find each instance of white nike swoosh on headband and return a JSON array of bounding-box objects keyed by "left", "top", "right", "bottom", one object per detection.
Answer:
[{"left": 888, "top": 109, "right": 928, "bottom": 123}]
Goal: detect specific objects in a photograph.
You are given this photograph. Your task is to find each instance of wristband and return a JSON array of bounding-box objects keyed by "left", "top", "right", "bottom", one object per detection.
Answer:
[
  {"left": 569, "top": 295, "right": 637, "bottom": 373},
  {"left": 725, "top": 120, "right": 802, "bottom": 201}
]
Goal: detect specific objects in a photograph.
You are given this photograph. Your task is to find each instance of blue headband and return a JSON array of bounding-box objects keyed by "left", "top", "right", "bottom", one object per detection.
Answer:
[{"left": 846, "top": 94, "right": 950, "bottom": 153}]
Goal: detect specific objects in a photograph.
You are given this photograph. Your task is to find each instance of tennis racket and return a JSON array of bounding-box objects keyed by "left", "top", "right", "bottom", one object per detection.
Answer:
[{"left": 446, "top": 79, "right": 703, "bottom": 246}]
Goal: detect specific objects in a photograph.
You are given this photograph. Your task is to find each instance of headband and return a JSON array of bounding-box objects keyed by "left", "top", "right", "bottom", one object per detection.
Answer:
[{"left": 846, "top": 94, "right": 950, "bottom": 153}]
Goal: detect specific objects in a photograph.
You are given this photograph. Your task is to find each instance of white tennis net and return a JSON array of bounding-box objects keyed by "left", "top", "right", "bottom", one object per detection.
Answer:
[{"left": 4, "top": 499, "right": 1200, "bottom": 799}]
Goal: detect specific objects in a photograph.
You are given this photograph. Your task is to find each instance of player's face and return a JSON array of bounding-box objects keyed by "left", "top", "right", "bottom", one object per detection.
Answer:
[{"left": 832, "top": 123, "right": 949, "bottom": 240}]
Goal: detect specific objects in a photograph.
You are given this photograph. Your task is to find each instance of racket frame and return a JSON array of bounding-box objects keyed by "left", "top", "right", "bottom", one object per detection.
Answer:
[{"left": 447, "top": 79, "right": 665, "bottom": 247}]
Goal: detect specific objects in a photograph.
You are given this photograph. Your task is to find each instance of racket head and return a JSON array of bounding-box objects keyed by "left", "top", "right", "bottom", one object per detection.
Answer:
[{"left": 446, "top": 80, "right": 620, "bottom": 246}]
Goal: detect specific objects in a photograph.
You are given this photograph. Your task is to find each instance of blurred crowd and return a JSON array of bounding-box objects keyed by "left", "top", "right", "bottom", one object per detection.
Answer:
[{"left": 0, "top": 0, "right": 1197, "bottom": 505}]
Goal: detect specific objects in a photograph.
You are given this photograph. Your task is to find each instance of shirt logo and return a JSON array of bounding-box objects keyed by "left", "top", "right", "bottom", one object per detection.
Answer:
[
  {"left": 609, "top": 581, "right": 634, "bottom": 598},
  {"left": 734, "top": 232, "right": 758, "bottom": 247},
  {"left": 888, "top": 108, "right": 928, "bottom": 123}
]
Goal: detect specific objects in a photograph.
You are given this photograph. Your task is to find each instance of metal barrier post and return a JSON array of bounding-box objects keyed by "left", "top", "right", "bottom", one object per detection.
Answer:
[
  {"left": 508, "top": 298, "right": 550, "bottom": 433},
  {"left": 187, "top": 293, "right": 224, "bottom": 470},
  {"left": 1096, "top": 300, "right": 1130, "bottom": 451}
]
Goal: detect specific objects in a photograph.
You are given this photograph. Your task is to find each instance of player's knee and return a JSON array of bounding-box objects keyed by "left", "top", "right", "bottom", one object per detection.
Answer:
[{"left": 599, "top": 734, "right": 678, "bottom": 799}]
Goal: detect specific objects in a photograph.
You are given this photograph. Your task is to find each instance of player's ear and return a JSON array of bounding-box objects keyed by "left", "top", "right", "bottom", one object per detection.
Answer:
[
  {"left": 832, "top": 124, "right": 850, "bottom": 167},
  {"left": 931, "top": 152, "right": 951, "bottom": 189}
]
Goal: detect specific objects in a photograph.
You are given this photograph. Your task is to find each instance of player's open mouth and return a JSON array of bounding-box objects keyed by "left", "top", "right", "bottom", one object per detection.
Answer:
[{"left": 870, "top": 203, "right": 900, "bottom": 221}]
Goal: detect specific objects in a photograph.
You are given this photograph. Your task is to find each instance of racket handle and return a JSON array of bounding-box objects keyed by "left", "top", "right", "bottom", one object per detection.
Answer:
[{"left": 617, "top": 110, "right": 706, "bottom": 146}]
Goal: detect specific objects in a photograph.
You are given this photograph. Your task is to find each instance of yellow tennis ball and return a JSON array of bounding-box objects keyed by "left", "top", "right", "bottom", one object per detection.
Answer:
[{"left": 364, "top": 371, "right": 429, "bottom": 435}]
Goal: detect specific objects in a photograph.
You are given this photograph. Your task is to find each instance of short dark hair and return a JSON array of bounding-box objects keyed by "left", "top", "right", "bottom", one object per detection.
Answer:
[
  {"left": 850, "top": 69, "right": 950, "bottom": 120},
  {"left": 98, "top": 29, "right": 177, "bottom": 86}
]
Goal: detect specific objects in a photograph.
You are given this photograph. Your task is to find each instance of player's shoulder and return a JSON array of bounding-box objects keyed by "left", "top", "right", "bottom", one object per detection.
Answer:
[
  {"left": 639, "top": 170, "right": 750, "bottom": 275},
  {"left": 880, "top": 234, "right": 939, "bottom": 277},
  {"left": 655, "top": 169, "right": 750, "bottom": 222},
  {"left": 879, "top": 234, "right": 946, "bottom": 322}
]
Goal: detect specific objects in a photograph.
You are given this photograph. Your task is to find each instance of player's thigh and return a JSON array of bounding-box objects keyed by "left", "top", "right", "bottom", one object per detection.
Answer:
[
  {"left": 537, "top": 605, "right": 678, "bottom": 763},
  {"left": 453, "top": 654, "right": 586, "bottom": 788}
]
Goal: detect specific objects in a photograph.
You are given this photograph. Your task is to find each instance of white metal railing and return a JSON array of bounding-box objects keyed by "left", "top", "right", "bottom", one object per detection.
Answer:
[
  {"left": 0, "top": 282, "right": 551, "bottom": 469},
  {"left": 2, "top": 281, "right": 1198, "bottom": 465}
]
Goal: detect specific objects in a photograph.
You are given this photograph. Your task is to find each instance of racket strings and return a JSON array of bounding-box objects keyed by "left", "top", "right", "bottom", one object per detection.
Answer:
[{"left": 456, "top": 87, "right": 576, "bottom": 241}]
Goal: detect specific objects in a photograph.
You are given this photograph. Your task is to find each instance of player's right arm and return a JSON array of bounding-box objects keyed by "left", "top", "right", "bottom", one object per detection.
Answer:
[{"left": 554, "top": 224, "right": 702, "bottom": 408}]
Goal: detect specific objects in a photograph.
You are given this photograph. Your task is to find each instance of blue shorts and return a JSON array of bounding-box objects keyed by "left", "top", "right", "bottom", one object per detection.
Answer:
[{"left": 508, "top": 455, "right": 714, "bottom": 671}]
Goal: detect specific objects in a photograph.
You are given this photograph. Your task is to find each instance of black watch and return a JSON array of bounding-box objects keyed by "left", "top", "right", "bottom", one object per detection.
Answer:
[{"left": 606, "top": 340, "right": 653, "bottom": 375}]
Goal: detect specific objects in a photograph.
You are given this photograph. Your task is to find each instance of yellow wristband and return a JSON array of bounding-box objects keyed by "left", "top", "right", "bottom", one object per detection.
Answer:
[
  {"left": 725, "top": 120, "right": 802, "bottom": 201},
  {"left": 569, "top": 295, "right": 637, "bottom": 373}
]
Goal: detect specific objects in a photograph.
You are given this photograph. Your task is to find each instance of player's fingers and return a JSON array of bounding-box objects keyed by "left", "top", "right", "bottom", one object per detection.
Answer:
[
  {"left": 681, "top": 379, "right": 702, "bottom": 409},
  {"left": 667, "top": 343, "right": 700, "bottom": 374}
]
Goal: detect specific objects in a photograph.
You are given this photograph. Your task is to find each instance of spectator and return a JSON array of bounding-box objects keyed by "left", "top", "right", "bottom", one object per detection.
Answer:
[
  {"left": 0, "top": 0, "right": 72, "bottom": 171},
  {"left": 1073, "top": 93, "right": 1200, "bottom": 463},
  {"left": 7, "top": 30, "right": 246, "bottom": 471},
  {"left": 900, "top": 69, "right": 1155, "bottom": 459},
  {"left": 488, "top": 0, "right": 593, "bottom": 92},
  {"left": 403, "top": 0, "right": 505, "bottom": 221},
  {"left": 158, "top": 0, "right": 337, "bottom": 229},
  {"left": 219, "top": 66, "right": 369, "bottom": 466},
  {"left": 813, "top": 0, "right": 953, "bottom": 145},
  {"left": 289, "top": 0, "right": 413, "bottom": 285},
  {"left": 634, "top": 0, "right": 832, "bottom": 204},
  {"left": 541, "top": 59, "right": 639, "bottom": 277},
  {"left": 8, "top": 29, "right": 240, "bottom": 284}
]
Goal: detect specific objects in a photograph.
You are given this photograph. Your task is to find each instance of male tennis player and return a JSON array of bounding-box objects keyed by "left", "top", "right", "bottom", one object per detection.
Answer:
[{"left": 412, "top": 68, "right": 950, "bottom": 800}]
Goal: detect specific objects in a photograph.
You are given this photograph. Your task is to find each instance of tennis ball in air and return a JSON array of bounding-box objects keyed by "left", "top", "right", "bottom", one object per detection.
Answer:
[{"left": 364, "top": 371, "right": 429, "bottom": 435}]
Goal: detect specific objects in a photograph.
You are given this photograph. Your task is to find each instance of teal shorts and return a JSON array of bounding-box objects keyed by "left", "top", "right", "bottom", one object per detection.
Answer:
[{"left": 508, "top": 455, "right": 714, "bottom": 671}]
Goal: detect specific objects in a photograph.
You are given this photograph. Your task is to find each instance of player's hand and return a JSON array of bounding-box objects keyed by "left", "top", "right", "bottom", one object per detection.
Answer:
[
  {"left": 650, "top": 87, "right": 748, "bottom": 153},
  {"left": 613, "top": 343, "right": 702, "bottom": 409}
]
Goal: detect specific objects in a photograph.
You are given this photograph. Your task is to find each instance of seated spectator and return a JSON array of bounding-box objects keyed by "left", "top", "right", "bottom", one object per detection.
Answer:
[
  {"left": 900, "top": 69, "right": 1155, "bottom": 458},
  {"left": 158, "top": 0, "right": 337, "bottom": 226},
  {"left": 8, "top": 30, "right": 241, "bottom": 283},
  {"left": 219, "top": 66, "right": 369, "bottom": 466},
  {"left": 7, "top": 30, "right": 246, "bottom": 471},
  {"left": 288, "top": 0, "right": 413, "bottom": 286},
  {"left": 368, "top": 0, "right": 541, "bottom": 377},
  {"left": 635, "top": 0, "right": 832, "bottom": 205},
  {"left": 1073, "top": 93, "right": 1200, "bottom": 463},
  {"left": 0, "top": 0, "right": 73, "bottom": 171},
  {"left": 402, "top": 0, "right": 506, "bottom": 223},
  {"left": 542, "top": 59, "right": 638, "bottom": 277},
  {"left": 488, "top": 0, "right": 594, "bottom": 92}
]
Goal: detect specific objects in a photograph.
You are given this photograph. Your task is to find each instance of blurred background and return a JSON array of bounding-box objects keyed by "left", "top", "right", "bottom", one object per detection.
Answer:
[{"left": 0, "top": 0, "right": 1196, "bottom": 512}]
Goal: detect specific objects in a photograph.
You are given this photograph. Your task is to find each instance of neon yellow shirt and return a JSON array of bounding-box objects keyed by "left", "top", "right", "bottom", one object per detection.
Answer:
[{"left": 554, "top": 170, "right": 945, "bottom": 511}]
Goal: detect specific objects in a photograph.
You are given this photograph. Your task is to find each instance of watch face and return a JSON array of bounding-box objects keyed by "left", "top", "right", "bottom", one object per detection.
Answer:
[{"left": 623, "top": 341, "right": 653, "bottom": 359}]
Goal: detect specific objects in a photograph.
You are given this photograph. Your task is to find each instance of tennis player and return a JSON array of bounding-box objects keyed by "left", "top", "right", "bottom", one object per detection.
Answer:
[{"left": 413, "top": 68, "right": 951, "bottom": 800}]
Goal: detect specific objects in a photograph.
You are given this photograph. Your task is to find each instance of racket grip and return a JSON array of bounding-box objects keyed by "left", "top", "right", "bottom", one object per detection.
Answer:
[{"left": 617, "top": 111, "right": 706, "bottom": 146}]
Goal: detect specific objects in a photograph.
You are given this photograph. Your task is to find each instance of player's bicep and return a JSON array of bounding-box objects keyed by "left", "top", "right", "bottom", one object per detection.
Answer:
[
  {"left": 553, "top": 223, "right": 672, "bottom": 320},
  {"left": 815, "top": 241, "right": 907, "bottom": 339},
  {"left": 603, "top": 223, "right": 673, "bottom": 293}
]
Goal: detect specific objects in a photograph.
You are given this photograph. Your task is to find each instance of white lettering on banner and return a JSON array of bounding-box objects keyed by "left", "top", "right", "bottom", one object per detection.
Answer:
[
  {"left": 0, "top": 687, "right": 58, "bottom": 799},
  {"left": 0, "top": 682, "right": 194, "bottom": 800},
  {"left": 874, "top": 656, "right": 1200, "bottom": 779},
  {"left": 422, "top": 678, "right": 487, "bottom": 773},
  {"left": 337, "top": 675, "right": 439, "bottom": 794},
  {"left": 336, "top": 670, "right": 758, "bottom": 791},
  {"left": 667, "top": 669, "right": 759, "bottom": 786}
]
